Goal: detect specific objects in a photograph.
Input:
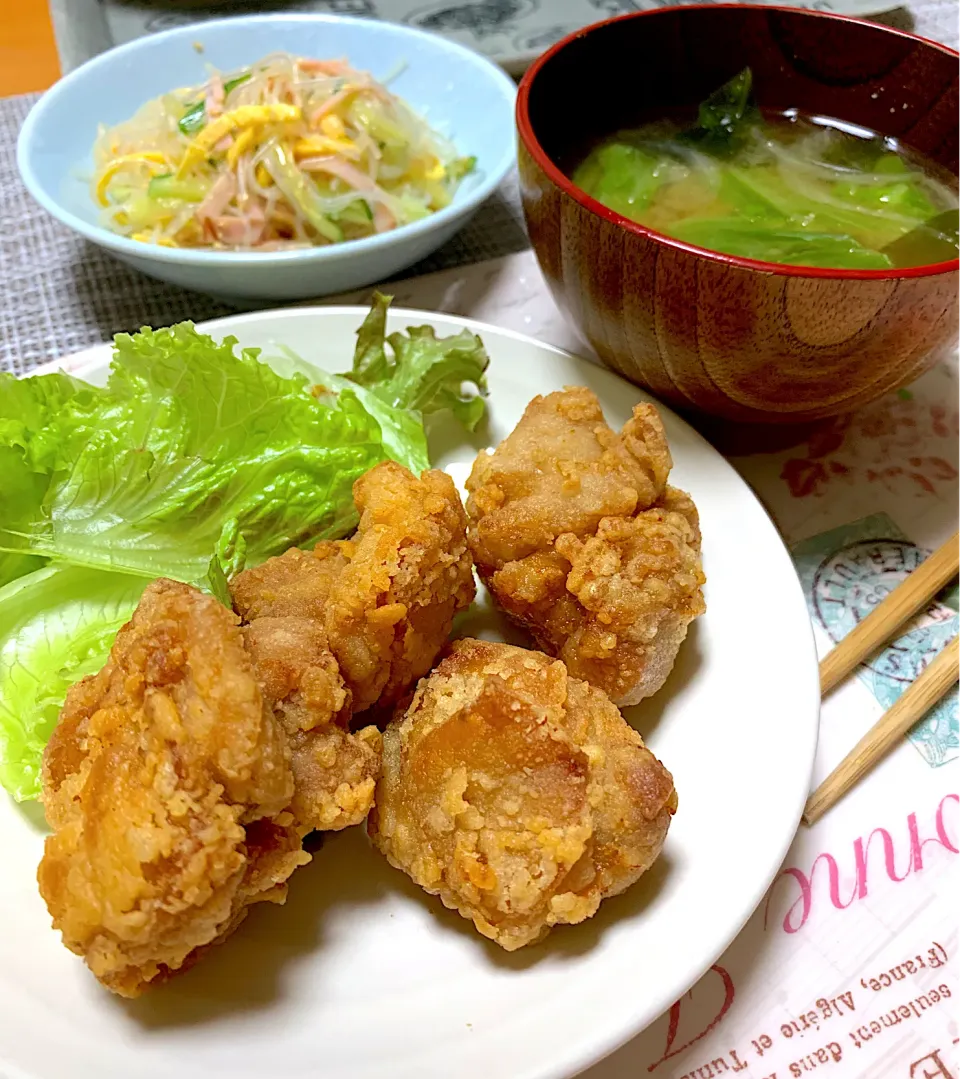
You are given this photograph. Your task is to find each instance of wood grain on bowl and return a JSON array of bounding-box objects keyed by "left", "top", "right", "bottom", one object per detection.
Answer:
[{"left": 517, "top": 5, "right": 959, "bottom": 423}]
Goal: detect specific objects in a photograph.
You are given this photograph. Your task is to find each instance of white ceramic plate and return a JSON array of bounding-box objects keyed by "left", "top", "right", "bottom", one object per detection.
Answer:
[{"left": 0, "top": 308, "right": 820, "bottom": 1079}]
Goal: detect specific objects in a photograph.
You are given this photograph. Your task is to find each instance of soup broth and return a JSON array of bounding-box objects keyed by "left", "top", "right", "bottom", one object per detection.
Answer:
[{"left": 571, "top": 70, "right": 959, "bottom": 270}]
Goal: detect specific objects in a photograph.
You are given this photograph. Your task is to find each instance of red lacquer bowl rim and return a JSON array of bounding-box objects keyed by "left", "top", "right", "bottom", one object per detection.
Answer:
[{"left": 516, "top": 3, "right": 960, "bottom": 280}]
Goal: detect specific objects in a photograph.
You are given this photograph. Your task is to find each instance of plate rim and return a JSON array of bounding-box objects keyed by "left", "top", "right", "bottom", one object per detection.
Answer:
[{"left": 14, "top": 305, "right": 820, "bottom": 1079}]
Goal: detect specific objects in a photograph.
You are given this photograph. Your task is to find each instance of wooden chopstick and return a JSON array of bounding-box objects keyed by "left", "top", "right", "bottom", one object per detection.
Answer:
[
  {"left": 819, "top": 531, "right": 959, "bottom": 697},
  {"left": 804, "top": 635, "right": 959, "bottom": 825}
]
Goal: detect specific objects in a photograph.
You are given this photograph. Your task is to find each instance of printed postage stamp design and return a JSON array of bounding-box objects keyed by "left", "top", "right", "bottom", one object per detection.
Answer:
[{"left": 793, "top": 513, "right": 958, "bottom": 768}]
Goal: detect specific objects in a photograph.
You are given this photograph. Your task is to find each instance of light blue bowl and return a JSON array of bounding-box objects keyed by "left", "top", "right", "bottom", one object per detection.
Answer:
[{"left": 17, "top": 14, "right": 516, "bottom": 301}]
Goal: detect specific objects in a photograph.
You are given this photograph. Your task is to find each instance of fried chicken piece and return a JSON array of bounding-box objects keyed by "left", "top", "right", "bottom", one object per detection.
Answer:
[
  {"left": 233, "top": 460, "right": 476, "bottom": 712},
  {"left": 242, "top": 617, "right": 381, "bottom": 832},
  {"left": 467, "top": 386, "right": 673, "bottom": 567},
  {"left": 230, "top": 546, "right": 345, "bottom": 624},
  {"left": 466, "top": 388, "right": 705, "bottom": 706},
  {"left": 490, "top": 495, "right": 705, "bottom": 705},
  {"left": 369, "top": 639, "right": 676, "bottom": 950},
  {"left": 38, "top": 580, "right": 307, "bottom": 998},
  {"left": 331, "top": 462, "right": 477, "bottom": 709}
]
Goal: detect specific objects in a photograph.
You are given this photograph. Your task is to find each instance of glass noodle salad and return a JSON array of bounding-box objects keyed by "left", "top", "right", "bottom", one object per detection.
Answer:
[{"left": 92, "top": 52, "right": 476, "bottom": 250}]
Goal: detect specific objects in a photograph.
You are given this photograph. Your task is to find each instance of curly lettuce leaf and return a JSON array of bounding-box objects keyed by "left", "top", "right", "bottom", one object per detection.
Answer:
[
  {"left": 206, "top": 518, "right": 248, "bottom": 607},
  {"left": 1, "top": 325, "right": 389, "bottom": 583},
  {"left": 277, "top": 293, "right": 489, "bottom": 473},
  {"left": 348, "top": 293, "right": 489, "bottom": 427},
  {"left": 2, "top": 305, "right": 488, "bottom": 579},
  {"left": 0, "top": 369, "right": 101, "bottom": 470},
  {"left": 0, "top": 371, "right": 102, "bottom": 588},
  {"left": 0, "top": 566, "right": 146, "bottom": 801},
  {"left": 0, "top": 456, "right": 45, "bottom": 590}
]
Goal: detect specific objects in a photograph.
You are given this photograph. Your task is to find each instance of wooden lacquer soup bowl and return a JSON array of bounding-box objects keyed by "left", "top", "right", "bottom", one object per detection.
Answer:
[{"left": 517, "top": 5, "right": 959, "bottom": 423}]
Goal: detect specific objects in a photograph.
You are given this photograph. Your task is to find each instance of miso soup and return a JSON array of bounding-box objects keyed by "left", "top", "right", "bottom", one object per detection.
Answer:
[{"left": 571, "top": 69, "right": 959, "bottom": 270}]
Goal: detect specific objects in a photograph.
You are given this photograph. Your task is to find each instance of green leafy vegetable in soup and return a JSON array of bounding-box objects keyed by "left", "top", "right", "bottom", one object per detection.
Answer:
[{"left": 572, "top": 68, "right": 959, "bottom": 270}]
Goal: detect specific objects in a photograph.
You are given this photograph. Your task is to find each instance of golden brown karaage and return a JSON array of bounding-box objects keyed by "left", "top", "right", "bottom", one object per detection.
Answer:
[
  {"left": 466, "top": 388, "right": 705, "bottom": 706},
  {"left": 368, "top": 638, "right": 677, "bottom": 950},
  {"left": 241, "top": 615, "right": 381, "bottom": 833},
  {"left": 232, "top": 460, "right": 477, "bottom": 712},
  {"left": 38, "top": 579, "right": 308, "bottom": 998}
]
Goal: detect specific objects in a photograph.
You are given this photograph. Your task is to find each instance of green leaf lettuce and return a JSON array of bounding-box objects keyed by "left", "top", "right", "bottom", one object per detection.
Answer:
[
  {"left": 271, "top": 292, "right": 489, "bottom": 474},
  {"left": 0, "top": 566, "right": 146, "bottom": 801}
]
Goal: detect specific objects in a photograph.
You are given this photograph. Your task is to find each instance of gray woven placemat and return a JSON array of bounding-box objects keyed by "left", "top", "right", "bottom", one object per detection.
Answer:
[{"left": 0, "top": 91, "right": 527, "bottom": 375}]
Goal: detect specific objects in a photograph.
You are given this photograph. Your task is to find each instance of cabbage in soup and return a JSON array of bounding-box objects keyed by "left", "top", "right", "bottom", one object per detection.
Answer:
[{"left": 571, "top": 69, "right": 959, "bottom": 270}]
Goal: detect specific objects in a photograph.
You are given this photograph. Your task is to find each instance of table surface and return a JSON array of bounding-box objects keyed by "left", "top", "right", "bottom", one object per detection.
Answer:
[
  {"left": 2, "top": 6, "right": 959, "bottom": 1079},
  {"left": 0, "top": 1, "right": 60, "bottom": 97}
]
